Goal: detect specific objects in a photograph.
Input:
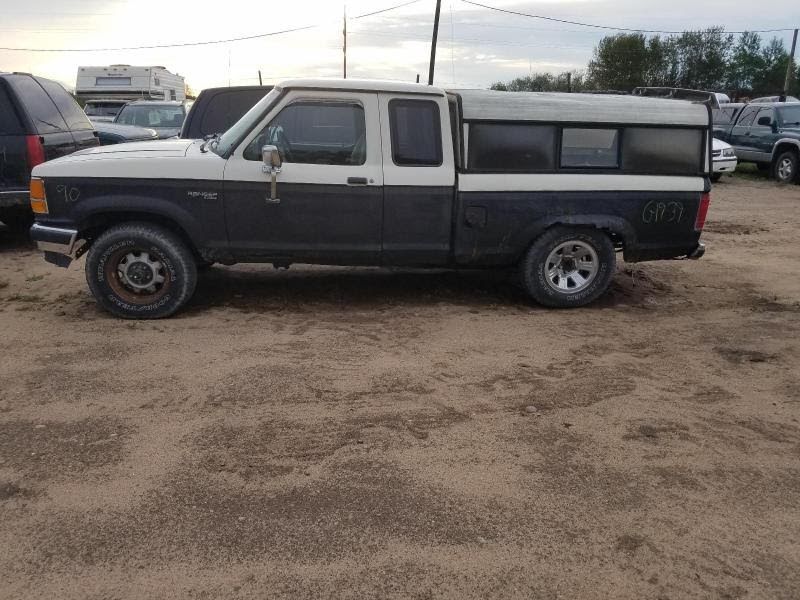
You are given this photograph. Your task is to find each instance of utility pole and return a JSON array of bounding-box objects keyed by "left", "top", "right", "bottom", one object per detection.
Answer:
[
  {"left": 343, "top": 6, "right": 347, "bottom": 79},
  {"left": 258, "top": 70, "right": 263, "bottom": 86},
  {"left": 784, "top": 28, "right": 798, "bottom": 99},
  {"left": 428, "top": 0, "right": 442, "bottom": 85}
]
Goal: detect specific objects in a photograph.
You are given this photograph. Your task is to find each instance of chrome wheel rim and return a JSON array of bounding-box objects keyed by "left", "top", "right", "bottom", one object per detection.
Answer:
[
  {"left": 777, "top": 158, "right": 794, "bottom": 181},
  {"left": 544, "top": 240, "right": 599, "bottom": 294},
  {"left": 116, "top": 251, "right": 166, "bottom": 295}
]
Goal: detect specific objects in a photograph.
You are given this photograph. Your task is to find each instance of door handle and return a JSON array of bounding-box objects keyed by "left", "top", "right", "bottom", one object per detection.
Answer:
[{"left": 347, "top": 177, "right": 368, "bottom": 185}]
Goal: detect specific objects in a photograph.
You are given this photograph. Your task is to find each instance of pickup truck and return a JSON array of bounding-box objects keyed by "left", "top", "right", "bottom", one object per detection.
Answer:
[
  {"left": 180, "top": 85, "right": 272, "bottom": 140},
  {"left": 28, "top": 78, "right": 711, "bottom": 318},
  {"left": 713, "top": 102, "right": 800, "bottom": 183}
]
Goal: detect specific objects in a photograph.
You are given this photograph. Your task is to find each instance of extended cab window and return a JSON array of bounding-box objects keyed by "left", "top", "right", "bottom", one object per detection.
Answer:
[
  {"left": 389, "top": 99, "right": 442, "bottom": 166},
  {"left": 7, "top": 75, "right": 67, "bottom": 134},
  {"left": 622, "top": 128, "right": 703, "bottom": 175},
  {"left": 561, "top": 128, "right": 619, "bottom": 169},
  {"left": 468, "top": 123, "right": 555, "bottom": 171},
  {"left": 245, "top": 101, "right": 366, "bottom": 165}
]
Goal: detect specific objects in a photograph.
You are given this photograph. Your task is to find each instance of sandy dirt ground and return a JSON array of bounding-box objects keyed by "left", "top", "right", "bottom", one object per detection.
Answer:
[{"left": 0, "top": 174, "right": 799, "bottom": 599}]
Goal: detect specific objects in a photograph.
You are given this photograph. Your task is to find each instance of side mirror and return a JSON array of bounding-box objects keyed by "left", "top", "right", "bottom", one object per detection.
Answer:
[
  {"left": 261, "top": 144, "right": 281, "bottom": 205},
  {"left": 262, "top": 144, "right": 282, "bottom": 170},
  {"left": 757, "top": 116, "right": 772, "bottom": 127}
]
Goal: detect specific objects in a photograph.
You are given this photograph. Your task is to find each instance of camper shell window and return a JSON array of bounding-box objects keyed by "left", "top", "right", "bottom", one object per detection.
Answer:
[
  {"left": 465, "top": 120, "right": 705, "bottom": 176},
  {"left": 560, "top": 128, "right": 620, "bottom": 169},
  {"left": 468, "top": 123, "right": 556, "bottom": 172}
]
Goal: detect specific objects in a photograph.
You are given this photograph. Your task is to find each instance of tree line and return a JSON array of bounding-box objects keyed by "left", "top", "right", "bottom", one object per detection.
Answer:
[{"left": 491, "top": 29, "right": 799, "bottom": 99}]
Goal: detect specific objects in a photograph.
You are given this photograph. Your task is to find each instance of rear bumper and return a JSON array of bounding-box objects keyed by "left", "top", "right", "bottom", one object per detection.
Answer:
[
  {"left": 0, "top": 189, "right": 30, "bottom": 209},
  {"left": 30, "top": 223, "right": 81, "bottom": 267}
]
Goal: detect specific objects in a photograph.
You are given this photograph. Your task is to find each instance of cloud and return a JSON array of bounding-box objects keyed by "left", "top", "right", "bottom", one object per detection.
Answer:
[{"left": 1, "top": 0, "right": 796, "bottom": 91}]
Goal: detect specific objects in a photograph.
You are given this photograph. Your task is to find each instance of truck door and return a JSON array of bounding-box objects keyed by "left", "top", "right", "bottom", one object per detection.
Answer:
[
  {"left": 223, "top": 91, "right": 383, "bottom": 264},
  {"left": 750, "top": 107, "right": 777, "bottom": 158},
  {"left": 378, "top": 94, "right": 456, "bottom": 265},
  {"left": 728, "top": 105, "right": 760, "bottom": 161}
]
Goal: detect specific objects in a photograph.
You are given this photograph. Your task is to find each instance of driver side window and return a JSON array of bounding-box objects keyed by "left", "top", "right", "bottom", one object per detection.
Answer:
[{"left": 244, "top": 101, "right": 366, "bottom": 165}]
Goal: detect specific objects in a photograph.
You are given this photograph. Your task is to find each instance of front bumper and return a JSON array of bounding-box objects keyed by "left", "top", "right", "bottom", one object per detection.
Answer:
[
  {"left": 713, "top": 158, "right": 738, "bottom": 174},
  {"left": 29, "top": 223, "right": 81, "bottom": 268}
]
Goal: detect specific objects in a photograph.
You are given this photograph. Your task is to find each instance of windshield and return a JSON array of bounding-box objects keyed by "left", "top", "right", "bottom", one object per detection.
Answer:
[
  {"left": 779, "top": 106, "right": 800, "bottom": 127},
  {"left": 212, "top": 87, "right": 282, "bottom": 156},
  {"left": 85, "top": 102, "right": 124, "bottom": 117},
  {"left": 116, "top": 104, "right": 185, "bottom": 129}
]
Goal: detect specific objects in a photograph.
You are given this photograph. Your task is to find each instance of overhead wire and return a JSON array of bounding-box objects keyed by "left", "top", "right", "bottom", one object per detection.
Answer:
[
  {"left": 0, "top": 0, "right": 422, "bottom": 52},
  {"left": 459, "top": 0, "right": 798, "bottom": 35}
]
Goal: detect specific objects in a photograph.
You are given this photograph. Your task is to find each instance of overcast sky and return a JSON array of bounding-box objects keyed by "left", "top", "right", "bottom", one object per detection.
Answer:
[{"left": 1, "top": 0, "right": 797, "bottom": 92}]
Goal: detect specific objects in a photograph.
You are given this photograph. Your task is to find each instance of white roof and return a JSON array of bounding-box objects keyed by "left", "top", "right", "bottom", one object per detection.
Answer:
[
  {"left": 276, "top": 78, "right": 446, "bottom": 96},
  {"left": 452, "top": 89, "right": 710, "bottom": 127}
]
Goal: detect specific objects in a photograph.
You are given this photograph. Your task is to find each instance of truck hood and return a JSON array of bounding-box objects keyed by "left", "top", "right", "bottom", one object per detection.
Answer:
[
  {"left": 68, "top": 138, "right": 195, "bottom": 158},
  {"left": 31, "top": 139, "right": 222, "bottom": 180}
]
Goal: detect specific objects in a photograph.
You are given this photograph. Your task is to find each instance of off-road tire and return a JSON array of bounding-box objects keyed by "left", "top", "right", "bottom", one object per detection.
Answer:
[
  {"left": 710, "top": 173, "right": 723, "bottom": 183},
  {"left": 85, "top": 222, "right": 197, "bottom": 319},
  {"left": 520, "top": 227, "right": 615, "bottom": 308},
  {"left": 773, "top": 150, "right": 798, "bottom": 184}
]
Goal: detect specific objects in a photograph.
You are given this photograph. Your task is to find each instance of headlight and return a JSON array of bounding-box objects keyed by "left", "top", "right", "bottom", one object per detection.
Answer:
[{"left": 722, "top": 148, "right": 736, "bottom": 158}]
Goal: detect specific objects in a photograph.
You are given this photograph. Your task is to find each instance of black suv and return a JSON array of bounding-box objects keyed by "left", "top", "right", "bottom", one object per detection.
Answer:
[
  {"left": 180, "top": 86, "right": 271, "bottom": 139},
  {"left": 0, "top": 72, "right": 98, "bottom": 230}
]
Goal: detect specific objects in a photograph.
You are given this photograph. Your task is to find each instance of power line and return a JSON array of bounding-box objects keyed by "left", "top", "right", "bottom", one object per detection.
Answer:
[
  {"left": 459, "top": 0, "right": 798, "bottom": 35},
  {"left": 0, "top": 0, "right": 422, "bottom": 52}
]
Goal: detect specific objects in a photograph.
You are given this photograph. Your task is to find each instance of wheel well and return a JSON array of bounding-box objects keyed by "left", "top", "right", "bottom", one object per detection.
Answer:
[
  {"left": 774, "top": 143, "right": 800, "bottom": 162},
  {"left": 546, "top": 223, "right": 625, "bottom": 251},
  {"left": 78, "top": 212, "right": 201, "bottom": 260}
]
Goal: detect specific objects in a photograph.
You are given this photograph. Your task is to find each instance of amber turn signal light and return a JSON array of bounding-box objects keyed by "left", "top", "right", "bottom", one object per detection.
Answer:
[{"left": 29, "top": 178, "right": 48, "bottom": 214}]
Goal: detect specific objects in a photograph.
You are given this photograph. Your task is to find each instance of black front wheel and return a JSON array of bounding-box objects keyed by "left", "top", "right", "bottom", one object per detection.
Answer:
[
  {"left": 520, "top": 227, "right": 616, "bottom": 308},
  {"left": 85, "top": 222, "right": 197, "bottom": 319},
  {"left": 773, "top": 151, "right": 798, "bottom": 184}
]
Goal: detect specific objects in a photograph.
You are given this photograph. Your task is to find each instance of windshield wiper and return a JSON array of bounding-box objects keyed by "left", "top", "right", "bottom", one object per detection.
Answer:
[{"left": 200, "top": 132, "right": 220, "bottom": 153}]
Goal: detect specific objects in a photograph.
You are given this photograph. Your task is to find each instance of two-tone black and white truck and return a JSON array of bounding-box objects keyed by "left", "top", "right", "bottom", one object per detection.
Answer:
[{"left": 28, "top": 79, "right": 711, "bottom": 318}]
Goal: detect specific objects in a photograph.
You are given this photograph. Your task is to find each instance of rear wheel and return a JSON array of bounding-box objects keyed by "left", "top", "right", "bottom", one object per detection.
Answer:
[
  {"left": 85, "top": 222, "right": 197, "bottom": 319},
  {"left": 773, "top": 151, "right": 798, "bottom": 184},
  {"left": 520, "top": 227, "right": 615, "bottom": 308},
  {"left": 710, "top": 173, "right": 723, "bottom": 183}
]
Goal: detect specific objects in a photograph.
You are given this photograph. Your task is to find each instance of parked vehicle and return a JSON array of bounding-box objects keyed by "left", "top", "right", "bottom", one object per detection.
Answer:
[
  {"left": 76, "top": 65, "right": 185, "bottom": 103},
  {"left": 714, "top": 102, "right": 800, "bottom": 183},
  {"left": 180, "top": 85, "right": 272, "bottom": 140},
  {"left": 711, "top": 138, "right": 738, "bottom": 181},
  {"left": 93, "top": 122, "right": 158, "bottom": 145},
  {"left": 632, "top": 87, "right": 723, "bottom": 108},
  {"left": 750, "top": 96, "right": 799, "bottom": 103},
  {"left": 29, "top": 79, "right": 711, "bottom": 318},
  {"left": 113, "top": 100, "right": 189, "bottom": 138},
  {"left": 0, "top": 72, "right": 98, "bottom": 231},
  {"left": 83, "top": 99, "right": 129, "bottom": 123}
]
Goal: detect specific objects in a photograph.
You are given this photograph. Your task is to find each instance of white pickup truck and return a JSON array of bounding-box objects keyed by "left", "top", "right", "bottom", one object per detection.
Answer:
[{"left": 29, "top": 78, "right": 711, "bottom": 318}]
